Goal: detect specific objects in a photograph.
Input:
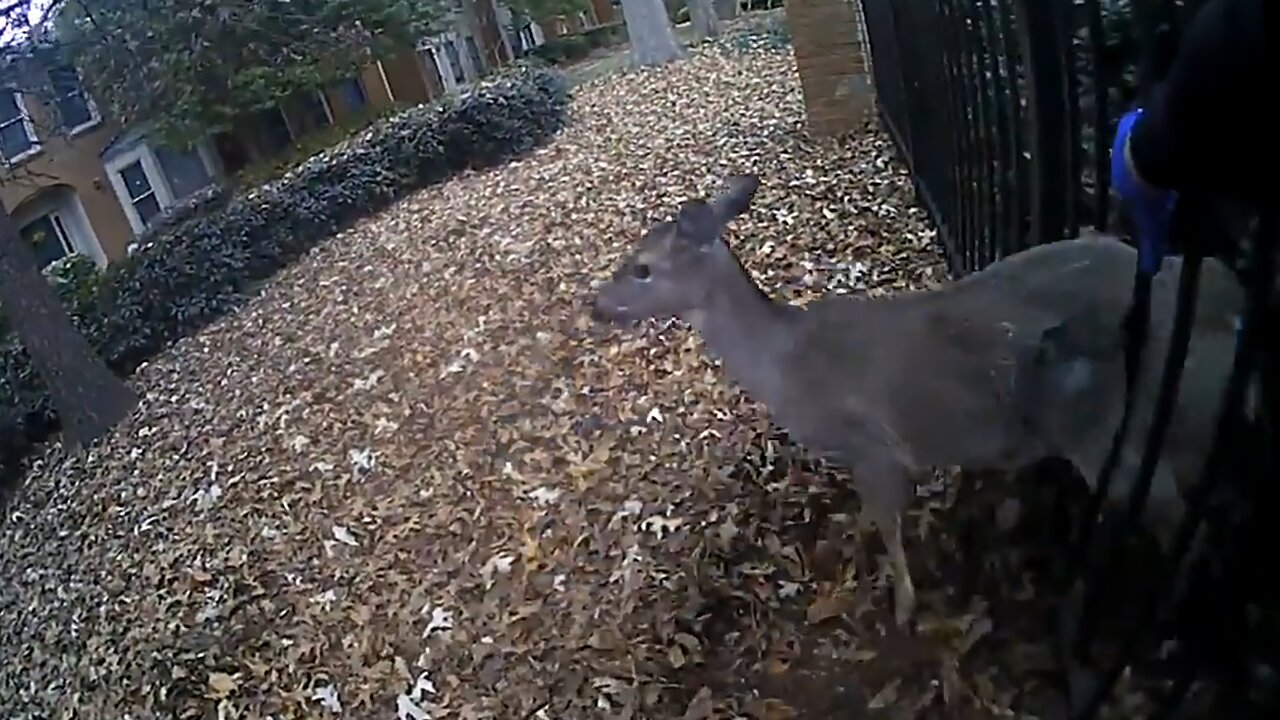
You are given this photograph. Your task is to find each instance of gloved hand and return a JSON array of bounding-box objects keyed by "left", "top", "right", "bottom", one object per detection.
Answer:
[{"left": 1111, "top": 107, "right": 1178, "bottom": 276}]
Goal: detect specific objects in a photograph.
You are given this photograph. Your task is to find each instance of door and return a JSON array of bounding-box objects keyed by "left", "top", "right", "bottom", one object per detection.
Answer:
[{"left": 20, "top": 212, "right": 75, "bottom": 269}]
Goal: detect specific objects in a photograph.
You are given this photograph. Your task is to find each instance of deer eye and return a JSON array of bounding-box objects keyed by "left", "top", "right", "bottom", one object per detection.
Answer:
[{"left": 631, "top": 263, "right": 652, "bottom": 281}]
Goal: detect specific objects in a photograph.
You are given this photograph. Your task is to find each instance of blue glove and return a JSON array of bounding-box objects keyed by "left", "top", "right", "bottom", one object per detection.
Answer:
[{"left": 1111, "top": 107, "right": 1178, "bottom": 276}]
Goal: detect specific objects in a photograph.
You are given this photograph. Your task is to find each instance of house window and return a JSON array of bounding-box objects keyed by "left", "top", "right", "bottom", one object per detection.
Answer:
[
  {"left": 465, "top": 36, "right": 484, "bottom": 78},
  {"left": 444, "top": 40, "right": 466, "bottom": 85},
  {"left": 518, "top": 24, "right": 538, "bottom": 53},
  {"left": 118, "top": 160, "right": 162, "bottom": 227},
  {"left": 49, "top": 65, "right": 98, "bottom": 134},
  {"left": 421, "top": 50, "right": 446, "bottom": 92},
  {"left": 20, "top": 213, "right": 75, "bottom": 269},
  {"left": 292, "top": 90, "right": 333, "bottom": 135},
  {"left": 335, "top": 77, "right": 367, "bottom": 113},
  {"left": 155, "top": 144, "right": 213, "bottom": 201},
  {"left": 578, "top": 11, "right": 592, "bottom": 29},
  {"left": 0, "top": 91, "right": 39, "bottom": 163},
  {"left": 256, "top": 106, "right": 294, "bottom": 157}
]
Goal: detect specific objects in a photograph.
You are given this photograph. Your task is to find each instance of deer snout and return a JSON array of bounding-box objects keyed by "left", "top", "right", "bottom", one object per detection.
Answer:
[
  {"left": 588, "top": 284, "right": 623, "bottom": 323},
  {"left": 590, "top": 297, "right": 633, "bottom": 325},
  {"left": 589, "top": 282, "right": 641, "bottom": 326},
  {"left": 589, "top": 297, "right": 614, "bottom": 323}
]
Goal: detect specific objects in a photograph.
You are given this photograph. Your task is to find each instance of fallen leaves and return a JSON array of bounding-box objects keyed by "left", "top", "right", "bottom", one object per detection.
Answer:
[
  {"left": 207, "top": 672, "right": 239, "bottom": 699},
  {"left": 805, "top": 591, "right": 852, "bottom": 625},
  {"left": 0, "top": 12, "right": 1088, "bottom": 720}
]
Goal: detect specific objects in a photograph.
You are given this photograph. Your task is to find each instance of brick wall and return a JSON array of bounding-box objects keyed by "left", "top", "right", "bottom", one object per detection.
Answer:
[{"left": 786, "top": 0, "right": 875, "bottom": 137}]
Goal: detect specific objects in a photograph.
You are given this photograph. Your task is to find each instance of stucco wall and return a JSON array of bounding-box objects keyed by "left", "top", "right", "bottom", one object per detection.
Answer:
[{"left": 0, "top": 101, "right": 135, "bottom": 264}]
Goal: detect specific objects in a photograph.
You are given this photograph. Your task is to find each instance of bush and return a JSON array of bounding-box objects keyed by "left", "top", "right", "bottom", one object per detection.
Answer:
[
  {"left": 0, "top": 62, "right": 570, "bottom": 483},
  {"left": 583, "top": 22, "right": 626, "bottom": 49},
  {"left": 0, "top": 254, "right": 104, "bottom": 341},
  {"left": 528, "top": 34, "right": 592, "bottom": 65},
  {"left": 230, "top": 103, "right": 406, "bottom": 191},
  {"left": 722, "top": 8, "right": 792, "bottom": 52},
  {"left": 133, "top": 185, "right": 232, "bottom": 249}
]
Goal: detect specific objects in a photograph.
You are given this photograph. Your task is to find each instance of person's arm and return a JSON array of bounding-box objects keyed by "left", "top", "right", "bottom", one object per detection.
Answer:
[{"left": 1124, "top": 0, "right": 1271, "bottom": 204}]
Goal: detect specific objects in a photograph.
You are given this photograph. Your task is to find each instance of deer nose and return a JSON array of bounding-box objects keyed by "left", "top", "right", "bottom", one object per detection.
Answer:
[
  {"left": 589, "top": 293, "right": 626, "bottom": 323},
  {"left": 589, "top": 301, "right": 608, "bottom": 323}
]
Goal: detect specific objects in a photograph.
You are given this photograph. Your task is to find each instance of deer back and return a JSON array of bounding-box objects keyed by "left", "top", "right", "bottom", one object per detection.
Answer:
[{"left": 769, "top": 235, "right": 1243, "bottom": 474}]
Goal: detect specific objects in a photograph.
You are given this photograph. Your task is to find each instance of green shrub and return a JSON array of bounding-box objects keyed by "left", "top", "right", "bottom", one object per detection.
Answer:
[
  {"left": 560, "top": 35, "right": 592, "bottom": 61},
  {"left": 231, "top": 104, "right": 400, "bottom": 190},
  {"left": 583, "top": 22, "right": 626, "bottom": 49},
  {"left": 0, "top": 254, "right": 104, "bottom": 342},
  {"left": 722, "top": 8, "right": 792, "bottom": 52},
  {"left": 529, "top": 34, "right": 592, "bottom": 65},
  {"left": 0, "top": 62, "right": 570, "bottom": 483},
  {"left": 134, "top": 185, "right": 232, "bottom": 248}
]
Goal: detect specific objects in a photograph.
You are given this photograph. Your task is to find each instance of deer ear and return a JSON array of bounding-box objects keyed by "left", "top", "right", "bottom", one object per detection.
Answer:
[
  {"left": 710, "top": 174, "right": 760, "bottom": 224},
  {"left": 675, "top": 199, "right": 719, "bottom": 247}
]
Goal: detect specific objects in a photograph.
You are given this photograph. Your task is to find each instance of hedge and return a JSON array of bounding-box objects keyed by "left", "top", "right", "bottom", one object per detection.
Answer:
[{"left": 0, "top": 62, "right": 570, "bottom": 483}]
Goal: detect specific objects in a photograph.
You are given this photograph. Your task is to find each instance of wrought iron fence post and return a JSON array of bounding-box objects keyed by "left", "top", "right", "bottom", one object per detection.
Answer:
[{"left": 855, "top": 3, "right": 1277, "bottom": 715}]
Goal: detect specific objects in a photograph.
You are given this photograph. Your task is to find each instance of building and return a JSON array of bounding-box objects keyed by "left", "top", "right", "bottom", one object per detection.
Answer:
[
  {"left": 528, "top": 0, "right": 618, "bottom": 46},
  {"left": 1, "top": 0, "right": 515, "bottom": 271}
]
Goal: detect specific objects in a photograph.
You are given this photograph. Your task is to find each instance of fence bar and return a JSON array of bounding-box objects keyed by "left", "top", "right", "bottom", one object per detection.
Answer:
[
  {"left": 1077, "top": 211, "right": 1276, "bottom": 718},
  {"left": 977, "top": 0, "right": 1012, "bottom": 267},
  {"left": 1012, "top": 0, "right": 1068, "bottom": 247},
  {"left": 1083, "top": 0, "right": 1110, "bottom": 230},
  {"left": 935, "top": 0, "right": 970, "bottom": 272},
  {"left": 857, "top": 1, "right": 1275, "bottom": 717},
  {"left": 1055, "top": 0, "right": 1081, "bottom": 238}
]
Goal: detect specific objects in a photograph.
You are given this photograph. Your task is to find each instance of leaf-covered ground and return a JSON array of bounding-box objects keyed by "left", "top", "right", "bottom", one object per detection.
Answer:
[{"left": 1, "top": 29, "right": 1152, "bottom": 720}]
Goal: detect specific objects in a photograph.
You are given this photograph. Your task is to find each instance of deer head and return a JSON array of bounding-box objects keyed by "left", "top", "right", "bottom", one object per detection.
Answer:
[{"left": 590, "top": 174, "right": 761, "bottom": 325}]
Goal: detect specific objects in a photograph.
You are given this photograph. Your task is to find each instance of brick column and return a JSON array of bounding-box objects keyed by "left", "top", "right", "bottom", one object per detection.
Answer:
[{"left": 786, "top": 0, "right": 875, "bottom": 137}]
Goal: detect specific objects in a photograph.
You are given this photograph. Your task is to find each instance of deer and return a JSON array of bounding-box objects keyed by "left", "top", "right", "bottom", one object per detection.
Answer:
[{"left": 588, "top": 174, "right": 1245, "bottom": 626}]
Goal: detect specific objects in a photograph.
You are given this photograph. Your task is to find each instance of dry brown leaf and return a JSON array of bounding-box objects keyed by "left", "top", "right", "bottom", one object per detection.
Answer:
[
  {"left": 0, "top": 14, "right": 1067, "bottom": 720},
  {"left": 682, "top": 686, "right": 714, "bottom": 720},
  {"left": 206, "top": 672, "right": 238, "bottom": 699},
  {"left": 748, "top": 698, "right": 799, "bottom": 720},
  {"left": 866, "top": 678, "right": 902, "bottom": 710},
  {"left": 806, "top": 593, "right": 850, "bottom": 625}
]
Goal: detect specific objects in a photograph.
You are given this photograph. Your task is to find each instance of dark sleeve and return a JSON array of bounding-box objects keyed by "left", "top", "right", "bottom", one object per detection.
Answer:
[{"left": 1127, "top": 0, "right": 1272, "bottom": 204}]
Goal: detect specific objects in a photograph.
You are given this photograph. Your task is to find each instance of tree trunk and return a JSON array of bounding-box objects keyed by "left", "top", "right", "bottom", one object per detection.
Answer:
[
  {"left": 687, "top": 0, "right": 722, "bottom": 40},
  {"left": 713, "top": 0, "right": 740, "bottom": 21},
  {"left": 0, "top": 204, "right": 137, "bottom": 450},
  {"left": 620, "top": 0, "right": 686, "bottom": 67}
]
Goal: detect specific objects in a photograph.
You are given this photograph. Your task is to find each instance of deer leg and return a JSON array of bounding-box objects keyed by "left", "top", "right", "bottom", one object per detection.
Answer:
[
  {"left": 853, "top": 459, "right": 915, "bottom": 626},
  {"left": 882, "top": 512, "right": 916, "bottom": 627}
]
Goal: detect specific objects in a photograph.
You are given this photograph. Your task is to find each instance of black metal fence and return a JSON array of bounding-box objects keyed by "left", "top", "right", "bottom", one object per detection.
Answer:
[{"left": 858, "top": 0, "right": 1278, "bottom": 717}]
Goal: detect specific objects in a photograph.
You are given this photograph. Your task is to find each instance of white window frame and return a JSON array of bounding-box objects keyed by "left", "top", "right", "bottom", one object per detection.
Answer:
[
  {"left": 23, "top": 211, "right": 75, "bottom": 264},
  {"left": 1, "top": 90, "right": 42, "bottom": 165},
  {"left": 578, "top": 10, "right": 593, "bottom": 29},
  {"left": 282, "top": 90, "right": 333, "bottom": 140},
  {"left": 50, "top": 67, "right": 102, "bottom": 138},
  {"left": 104, "top": 140, "right": 219, "bottom": 236},
  {"left": 64, "top": 92, "right": 101, "bottom": 137},
  {"left": 518, "top": 25, "right": 535, "bottom": 52},
  {"left": 373, "top": 61, "right": 395, "bottom": 105},
  {"left": 444, "top": 34, "right": 469, "bottom": 85},
  {"left": 308, "top": 89, "right": 330, "bottom": 124},
  {"left": 310, "top": 89, "right": 335, "bottom": 127},
  {"left": 15, "top": 190, "right": 108, "bottom": 267},
  {"left": 462, "top": 34, "right": 485, "bottom": 79},
  {"left": 423, "top": 32, "right": 464, "bottom": 93}
]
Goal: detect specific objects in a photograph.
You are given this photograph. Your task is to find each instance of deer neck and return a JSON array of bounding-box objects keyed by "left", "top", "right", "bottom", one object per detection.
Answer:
[{"left": 684, "top": 256, "right": 799, "bottom": 402}]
